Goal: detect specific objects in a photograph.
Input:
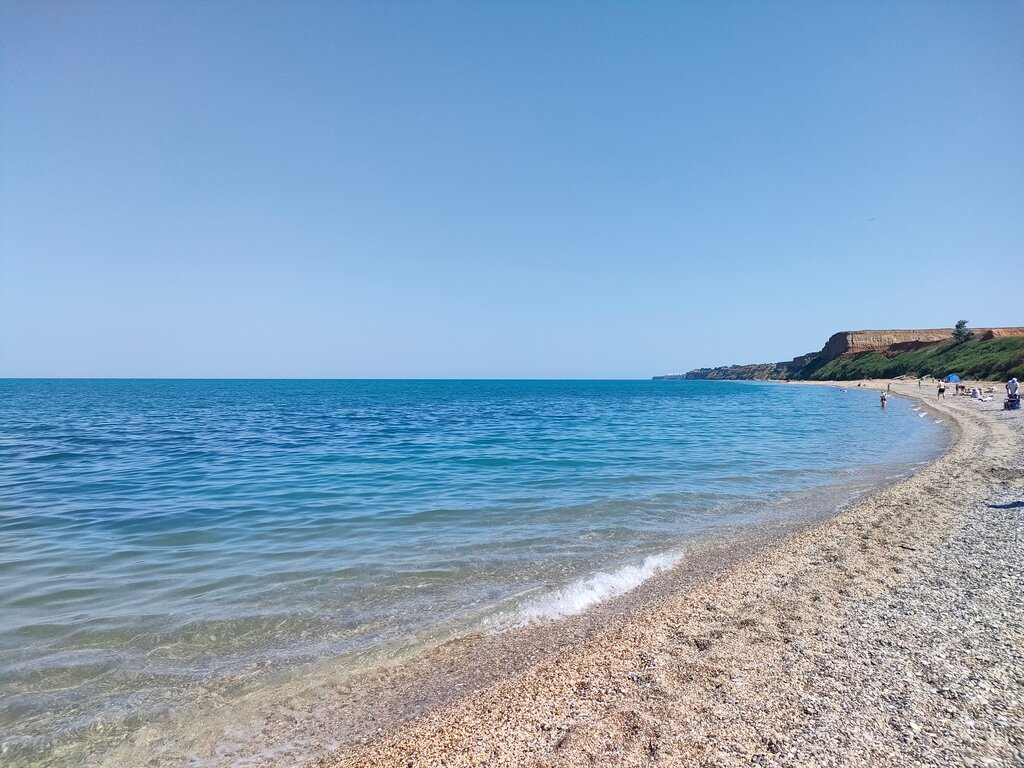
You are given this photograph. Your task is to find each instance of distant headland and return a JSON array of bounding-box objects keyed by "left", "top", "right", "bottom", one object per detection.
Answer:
[{"left": 655, "top": 327, "right": 1024, "bottom": 382}]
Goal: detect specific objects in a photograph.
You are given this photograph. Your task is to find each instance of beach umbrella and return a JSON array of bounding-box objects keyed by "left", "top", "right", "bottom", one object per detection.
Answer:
[{"left": 944, "top": 374, "right": 961, "bottom": 383}]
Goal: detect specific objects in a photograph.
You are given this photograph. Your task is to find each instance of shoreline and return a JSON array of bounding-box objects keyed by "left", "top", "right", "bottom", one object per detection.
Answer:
[
  {"left": 89, "top": 381, "right": 1021, "bottom": 767},
  {"left": 86, "top": 384, "right": 944, "bottom": 768},
  {"left": 96, "top": 451, "right": 937, "bottom": 766},
  {"left": 313, "top": 380, "right": 1022, "bottom": 767}
]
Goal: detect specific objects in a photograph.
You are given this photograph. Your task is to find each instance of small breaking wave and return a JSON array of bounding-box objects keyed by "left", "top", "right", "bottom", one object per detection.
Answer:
[{"left": 489, "top": 552, "right": 683, "bottom": 630}]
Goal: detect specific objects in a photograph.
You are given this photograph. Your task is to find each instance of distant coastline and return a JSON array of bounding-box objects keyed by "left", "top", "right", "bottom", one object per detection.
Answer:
[{"left": 655, "top": 326, "right": 1024, "bottom": 382}]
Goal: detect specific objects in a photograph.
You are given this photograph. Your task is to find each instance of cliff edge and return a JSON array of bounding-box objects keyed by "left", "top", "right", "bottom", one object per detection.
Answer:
[{"left": 654, "top": 327, "right": 1024, "bottom": 382}]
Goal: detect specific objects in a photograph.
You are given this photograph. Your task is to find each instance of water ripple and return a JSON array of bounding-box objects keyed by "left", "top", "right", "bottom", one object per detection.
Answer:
[{"left": 0, "top": 379, "right": 945, "bottom": 765}]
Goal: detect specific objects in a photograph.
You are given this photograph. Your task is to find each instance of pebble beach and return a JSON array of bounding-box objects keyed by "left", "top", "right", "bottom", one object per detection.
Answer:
[
  {"left": 315, "top": 380, "right": 1023, "bottom": 768},
  {"left": 6, "top": 4, "right": 1021, "bottom": 765}
]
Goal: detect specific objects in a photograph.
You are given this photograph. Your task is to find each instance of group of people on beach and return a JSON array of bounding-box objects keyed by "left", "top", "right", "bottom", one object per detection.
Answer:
[
  {"left": 933, "top": 377, "right": 1018, "bottom": 404},
  {"left": 935, "top": 379, "right": 989, "bottom": 400},
  {"left": 880, "top": 377, "right": 1020, "bottom": 408}
]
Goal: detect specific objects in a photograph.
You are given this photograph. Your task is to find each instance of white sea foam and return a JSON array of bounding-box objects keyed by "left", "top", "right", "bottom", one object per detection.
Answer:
[{"left": 492, "top": 552, "right": 683, "bottom": 629}]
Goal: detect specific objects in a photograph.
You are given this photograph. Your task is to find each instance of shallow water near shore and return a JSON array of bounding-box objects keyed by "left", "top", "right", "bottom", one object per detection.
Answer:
[{"left": 0, "top": 379, "right": 945, "bottom": 765}]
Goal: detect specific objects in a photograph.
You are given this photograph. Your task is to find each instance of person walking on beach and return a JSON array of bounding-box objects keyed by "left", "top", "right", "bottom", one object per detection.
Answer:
[{"left": 937, "top": 380, "right": 946, "bottom": 399}]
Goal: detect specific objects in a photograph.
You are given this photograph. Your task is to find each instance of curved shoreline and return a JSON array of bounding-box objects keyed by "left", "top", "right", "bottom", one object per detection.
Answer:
[
  {"left": 88, "top": 382, "right": 1019, "bottom": 768},
  {"left": 312, "top": 381, "right": 1022, "bottom": 767},
  {"left": 97, "top": 439, "right": 934, "bottom": 768}
]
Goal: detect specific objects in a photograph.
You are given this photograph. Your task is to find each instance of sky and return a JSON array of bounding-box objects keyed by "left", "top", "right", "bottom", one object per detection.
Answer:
[{"left": 1, "top": 1, "right": 1021, "bottom": 378}]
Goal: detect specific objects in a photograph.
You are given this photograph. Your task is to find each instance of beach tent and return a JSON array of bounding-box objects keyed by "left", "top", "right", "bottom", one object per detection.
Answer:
[{"left": 944, "top": 374, "right": 961, "bottom": 383}]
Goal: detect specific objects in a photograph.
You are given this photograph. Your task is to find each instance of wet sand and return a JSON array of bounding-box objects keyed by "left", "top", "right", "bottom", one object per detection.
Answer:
[{"left": 311, "top": 380, "right": 1023, "bottom": 767}]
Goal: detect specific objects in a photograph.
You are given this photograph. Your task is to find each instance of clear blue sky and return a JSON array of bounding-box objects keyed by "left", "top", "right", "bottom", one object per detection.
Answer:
[{"left": 1, "top": 1, "right": 1020, "bottom": 378}]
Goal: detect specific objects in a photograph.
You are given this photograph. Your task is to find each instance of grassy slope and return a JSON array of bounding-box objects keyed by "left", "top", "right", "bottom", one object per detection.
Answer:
[{"left": 807, "top": 336, "right": 1024, "bottom": 381}]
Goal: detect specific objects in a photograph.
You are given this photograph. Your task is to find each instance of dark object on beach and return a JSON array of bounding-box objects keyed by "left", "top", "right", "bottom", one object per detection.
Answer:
[
  {"left": 988, "top": 500, "right": 1024, "bottom": 509},
  {"left": 1006, "top": 394, "right": 1021, "bottom": 411}
]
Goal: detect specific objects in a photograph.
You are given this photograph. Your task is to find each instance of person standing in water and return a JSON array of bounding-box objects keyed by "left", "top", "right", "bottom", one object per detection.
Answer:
[{"left": 880, "top": 391, "right": 888, "bottom": 408}]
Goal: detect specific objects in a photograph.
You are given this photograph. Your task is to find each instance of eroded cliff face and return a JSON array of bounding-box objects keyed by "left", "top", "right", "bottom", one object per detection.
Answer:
[
  {"left": 658, "top": 327, "right": 1024, "bottom": 381},
  {"left": 985, "top": 328, "right": 1024, "bottom": 339},
  {"left": 820, "top": 330, "right": 956, "bottom": 359},
  {"left": 821, "top": 328, "right": 1024, "bottom": 359}
]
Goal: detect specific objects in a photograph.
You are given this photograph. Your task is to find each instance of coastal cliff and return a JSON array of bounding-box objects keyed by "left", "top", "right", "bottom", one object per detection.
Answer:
[{"left": 655, "top": 327, "right": 1024, "bottom": 382}]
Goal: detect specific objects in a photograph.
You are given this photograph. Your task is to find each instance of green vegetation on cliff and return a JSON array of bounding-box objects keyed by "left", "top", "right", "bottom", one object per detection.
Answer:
[{"left": 808, "top": 337, "right": 1024, "bottom": 381}]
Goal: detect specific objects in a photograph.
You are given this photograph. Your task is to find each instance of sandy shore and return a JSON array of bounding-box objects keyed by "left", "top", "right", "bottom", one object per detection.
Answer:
[{"left": 311, "top": 380, "right": 1023, "bottom": 768}]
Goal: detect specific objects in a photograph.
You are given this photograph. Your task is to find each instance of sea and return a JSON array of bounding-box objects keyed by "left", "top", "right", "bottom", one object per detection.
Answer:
[{"left": 0, "top": 379, "right": 946, "bottom": 766}]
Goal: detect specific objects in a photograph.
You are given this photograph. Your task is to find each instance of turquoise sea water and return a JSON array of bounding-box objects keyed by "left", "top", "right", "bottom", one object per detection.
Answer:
[{"left": 0, "top": 379, "right": 944, "bottom": 764}]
